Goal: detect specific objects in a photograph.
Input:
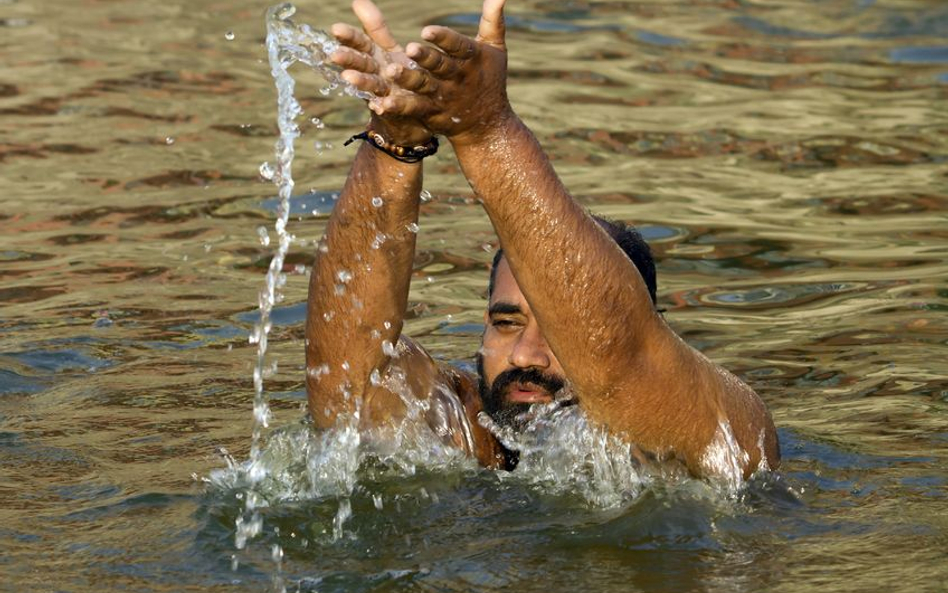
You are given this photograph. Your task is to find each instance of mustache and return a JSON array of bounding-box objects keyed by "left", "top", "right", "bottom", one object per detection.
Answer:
[{"left": 490, "top": 366, "right": 565, "bottom": 400}]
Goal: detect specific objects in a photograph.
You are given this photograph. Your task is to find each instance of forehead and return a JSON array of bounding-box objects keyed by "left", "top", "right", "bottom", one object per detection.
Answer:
[{"left": 489, "top": 256, "right": 527, "bottom": 308}]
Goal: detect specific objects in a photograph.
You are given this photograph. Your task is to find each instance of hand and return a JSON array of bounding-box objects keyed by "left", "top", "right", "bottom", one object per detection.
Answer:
[
  {"left": 371, "top": 0, "right": 513, "bottom": 146},
  {"left": 330, "top": 0, "right": 430, "bottom": 145}
]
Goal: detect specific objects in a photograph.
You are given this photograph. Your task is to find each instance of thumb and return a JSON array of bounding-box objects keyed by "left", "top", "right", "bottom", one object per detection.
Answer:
[{"left": 476, "top": 0, "right": 506, "bottom": 48}]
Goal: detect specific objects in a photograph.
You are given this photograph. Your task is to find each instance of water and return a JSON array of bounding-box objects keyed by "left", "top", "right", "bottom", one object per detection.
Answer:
[{"left": 2, "top": 0, "right": 947, "bottom": 591}]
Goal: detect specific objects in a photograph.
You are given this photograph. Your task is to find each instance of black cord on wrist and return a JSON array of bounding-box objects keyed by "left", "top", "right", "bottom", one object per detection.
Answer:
[{"left": 344, "top": 130, "right": 439, "bottom": 163}]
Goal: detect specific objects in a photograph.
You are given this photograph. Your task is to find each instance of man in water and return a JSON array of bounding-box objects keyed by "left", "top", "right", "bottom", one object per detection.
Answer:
[{"left": 305, "top": 0, "right": 779, "bottom": 478}]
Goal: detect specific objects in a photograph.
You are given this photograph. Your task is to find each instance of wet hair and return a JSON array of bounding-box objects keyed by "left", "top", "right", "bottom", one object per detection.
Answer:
[{"left": 487, "top": 215, "right": 658, "bottom": 306}]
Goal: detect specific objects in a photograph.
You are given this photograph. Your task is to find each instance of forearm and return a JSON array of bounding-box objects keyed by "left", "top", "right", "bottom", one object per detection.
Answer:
[
  {"left": 306, "top": 143, "right": 421, "bottom": 427},
  {"left": 452, "top": 115, "right": 661, "bottom": 392}
]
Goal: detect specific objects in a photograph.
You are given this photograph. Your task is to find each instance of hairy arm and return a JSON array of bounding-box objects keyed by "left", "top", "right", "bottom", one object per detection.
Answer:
[
  {"left": 373, "top": 0, "right": 778, "bottom": 476},
  {"left": 305, "top": 140, "right": 420, "bottom": 427},
  {"left": 306, "top": 2, "right": 508, "bottom": 469},
  {"left": 306, "top": 2, "right": 433, "bottom": 429}
]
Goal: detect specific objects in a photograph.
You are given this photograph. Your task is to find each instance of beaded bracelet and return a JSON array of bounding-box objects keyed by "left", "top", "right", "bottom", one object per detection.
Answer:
[{"left": 344, "top": 129, "right": 439, "bottom": 164}]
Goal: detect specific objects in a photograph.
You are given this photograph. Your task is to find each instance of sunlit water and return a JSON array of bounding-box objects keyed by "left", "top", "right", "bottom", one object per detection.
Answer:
[{"left": 1, "top": 0, "right": 947, "bottom": 591}]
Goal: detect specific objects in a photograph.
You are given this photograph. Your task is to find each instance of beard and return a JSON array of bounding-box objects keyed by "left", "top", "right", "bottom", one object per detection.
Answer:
[{"left": 476, "top": 353, "right": 566, "bottom": 431}]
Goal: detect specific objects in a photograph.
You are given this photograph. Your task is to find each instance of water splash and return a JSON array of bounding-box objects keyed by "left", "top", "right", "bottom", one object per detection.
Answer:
[
  {"left": 222, "top": 3, "right": 387, "bottom": 575},
  {"left": 479, "top": 402, "right": 652, "bottom": 507},
  {"left": 264, "top": 3, "right": 373, "bottom": 101},
  {"left": 699, "top": 420, "right": 750, "bottom": 494}
]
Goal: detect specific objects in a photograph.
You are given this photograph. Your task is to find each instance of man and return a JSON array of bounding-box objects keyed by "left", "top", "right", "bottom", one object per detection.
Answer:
[{"left": 305, "top": 0, "right": 779, "bottom": 480}]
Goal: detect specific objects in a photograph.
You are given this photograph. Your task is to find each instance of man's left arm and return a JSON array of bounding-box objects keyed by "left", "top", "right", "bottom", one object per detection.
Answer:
[{"left": 367, "top": 0, "right": 779, "bottom": 477}]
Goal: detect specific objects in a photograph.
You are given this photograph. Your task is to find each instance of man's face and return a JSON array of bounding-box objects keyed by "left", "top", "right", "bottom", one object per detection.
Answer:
[{"left": 477, "top": 256, "right": 567, "bottom": 428}]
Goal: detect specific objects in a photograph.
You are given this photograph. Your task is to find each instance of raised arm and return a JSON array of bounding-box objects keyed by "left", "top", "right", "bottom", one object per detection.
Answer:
[
  {"left": 372, "top": 0, "right": 779, "bottom": 477},
  {"left": 306, "top": 1, "right": 432, "bottom": 429}
]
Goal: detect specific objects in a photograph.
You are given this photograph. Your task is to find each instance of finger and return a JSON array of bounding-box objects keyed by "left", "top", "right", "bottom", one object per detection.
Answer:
[
  {"left": 477, "top": 0, "right": 507, "bottom": 48},
  {"left": 385, "top": 63, "right": 438, "bottom": 95},
  {"left": 405, "top": 43, "right": 460, "bottom": 78},
  {"left": 330, "top": 23, "right": 375, "bottom": 55},
  {"left": 341, "top": 70, "right": 390, "bottom": 97},
  {"left": 331, "top": 47, "right": 379, "bottom": 74},
  {"left": 420, "top": 26, "right": 476, "bottom": 59},
  {"left": 352, "top": 0, "right": 400, "bottom": 52}
]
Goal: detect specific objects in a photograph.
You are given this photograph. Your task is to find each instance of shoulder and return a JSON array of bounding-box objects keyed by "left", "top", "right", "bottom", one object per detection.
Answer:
[{"left": 434, "top": 362, "right": 508, "bottom": 469}]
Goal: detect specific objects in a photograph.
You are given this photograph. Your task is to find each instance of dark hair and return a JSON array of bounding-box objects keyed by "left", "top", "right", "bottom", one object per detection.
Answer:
[{"left": 487, "top": 216, "right": 658, "bottom": 306}]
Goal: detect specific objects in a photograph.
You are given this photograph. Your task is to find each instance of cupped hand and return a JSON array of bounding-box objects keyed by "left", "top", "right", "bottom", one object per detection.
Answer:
[
  {"left": 330, "top": 0, "right": 430, "bottom": 145},
  {"left": 369, "top": 0, "right": 514, "bottom": 146}
]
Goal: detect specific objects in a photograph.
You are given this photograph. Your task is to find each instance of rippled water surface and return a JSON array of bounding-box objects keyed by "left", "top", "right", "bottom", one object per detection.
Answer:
[{"left": 2, "top": 0, "right": 947, "bottom": 591}]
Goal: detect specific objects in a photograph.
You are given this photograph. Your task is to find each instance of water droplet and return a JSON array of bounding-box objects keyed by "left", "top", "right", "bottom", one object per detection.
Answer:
[
  {"left": 256, "top": 226, "right": 271, "bottom": 246},
  {"left": 371, "top": 232, "right": 387, "bottom": 249},
  {"left": 406, "top": 222, "right": 419, "bottom": 233},
  {"left": 336, "top": 269, "right": 353, "bottom": 283},
  {"left": 311, "top": 117, "right": 325, "bottom": 128},
  {"left": 450, "top": 116, "right": 461, "bottom": 123},
  {"left": 165, "top": 136, "right": 175, "bottom": 145},
  {"left": 371, "top": 196, "right": 383, "bottom": 208},
  {"left": 224, "top": 30, "right": 235, "bottom": 41},
  {"left": 382, "top": 340, "right": 396, "bottom": 357},
  {"left": 373, "top": 494, "right": 384, "bottom": 509},
  {"left": 420, "top": 189, "right": 432, "bottom": 202},
  {"left": 92, "top": 316, "right": 113, "bottom": 328},
  {"left": 383, "top": 321, "right": 392, "bottom": 330},
  {"left": 259, "top": 161, "right": 275, "bottom": 181},
  {"left": 341, "top": 361, "right": 350, "bottom": 372},
  {"left": 369, "top": 369, "right": 382, "bottom": 386},
  {"left": 275, "top": 3, "right": 296, "bottom": 20}
]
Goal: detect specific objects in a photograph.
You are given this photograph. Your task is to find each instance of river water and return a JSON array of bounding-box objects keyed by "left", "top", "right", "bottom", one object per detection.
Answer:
[{"left": 2, "top": 0, "right": 947, "bottom": 591}]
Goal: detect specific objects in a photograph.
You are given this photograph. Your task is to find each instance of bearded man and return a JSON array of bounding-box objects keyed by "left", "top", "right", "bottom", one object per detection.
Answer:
[{"left": 304, "top": 0, "right": 779, "bottom": 478}]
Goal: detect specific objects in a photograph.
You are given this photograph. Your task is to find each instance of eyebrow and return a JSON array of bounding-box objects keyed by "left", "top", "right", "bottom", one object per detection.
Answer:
[{"left": 488, "top": 302, "right": 523, "bottom": 316}]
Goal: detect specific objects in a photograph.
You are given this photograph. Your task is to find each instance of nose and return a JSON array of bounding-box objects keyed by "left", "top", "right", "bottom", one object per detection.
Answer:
[{"left": 509, "top": 321, "right": 551, "bottom": 370}]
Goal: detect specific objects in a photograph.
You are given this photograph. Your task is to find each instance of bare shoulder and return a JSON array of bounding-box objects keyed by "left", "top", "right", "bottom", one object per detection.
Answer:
[
  {"left": 360, "top": 337, "right": 505, "bottom": 468},
  {"left": 665, "top": 334, "right": 781, "bottom": 478},
  {"left": 589, "top": 322, "right": 779, "bottom": 479}
]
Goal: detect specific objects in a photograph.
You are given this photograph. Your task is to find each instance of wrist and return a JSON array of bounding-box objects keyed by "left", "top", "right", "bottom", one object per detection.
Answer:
[
  {"left": 449, "top": 108, "right": 519, "bottom": 151},
  {"left": 369, "top": 115, "right": 431, "bottom": 147}
]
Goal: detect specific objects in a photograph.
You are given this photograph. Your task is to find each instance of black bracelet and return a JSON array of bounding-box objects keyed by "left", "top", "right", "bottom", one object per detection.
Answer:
[{"left": 344, "top": 130, "right": 439, "bottom": 163}]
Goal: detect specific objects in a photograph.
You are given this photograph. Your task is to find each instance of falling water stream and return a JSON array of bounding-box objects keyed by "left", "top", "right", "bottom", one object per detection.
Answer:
[{"left": 229, "top": 4, "right": 373, "bottom": 587}]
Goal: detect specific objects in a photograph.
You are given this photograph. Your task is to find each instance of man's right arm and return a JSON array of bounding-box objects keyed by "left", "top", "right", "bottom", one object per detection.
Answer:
[
  {"left": 306, "top": 137, "right": 505, "bottom": 468},
  {"left": 306, "top": 4, "right": 435, "bottom": 429},
  {"left": 307, "top": 5, "right": 507, "bottom": 469},
  {"left": 305, "top": 138, "right": 421, "bottom": 428}
]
